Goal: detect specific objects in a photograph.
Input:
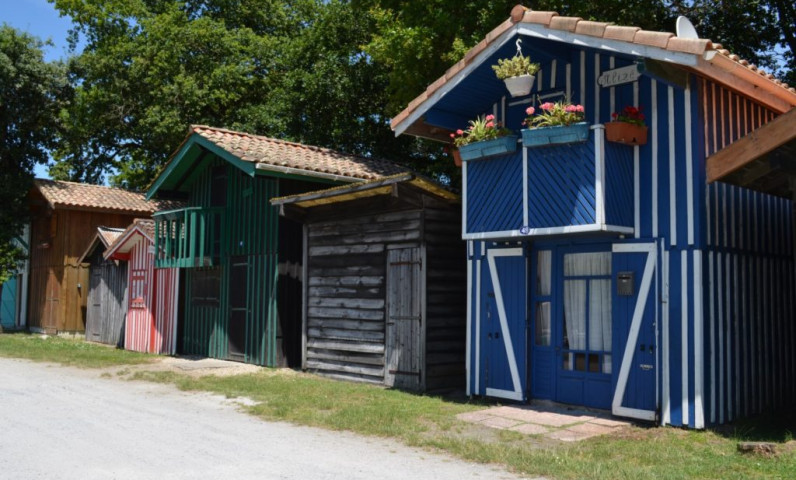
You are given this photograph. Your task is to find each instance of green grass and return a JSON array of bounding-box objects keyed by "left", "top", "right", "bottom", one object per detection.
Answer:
[
  {"left": 0, "top": 332, "right": 154, "bottom": 368},
  {"left": 2, "top": 332, "right": 794, "bottom": 479}
]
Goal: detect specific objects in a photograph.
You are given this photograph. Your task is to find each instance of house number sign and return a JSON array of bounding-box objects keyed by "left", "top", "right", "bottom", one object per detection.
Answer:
[{"left": 598, "top": 63, "right": 644, "bottom": 88}]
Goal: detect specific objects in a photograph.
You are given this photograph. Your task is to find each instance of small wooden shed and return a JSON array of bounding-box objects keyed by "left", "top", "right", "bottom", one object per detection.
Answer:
[
  {"left": 272, "top": 173, "right": 466, "bottom": 391},
  {"left": 77, "top": 226, "right": 128, "bottom": 347},
  {"left": 26, "top": 180, "right": 178, "bottom": 334},
  {"left": 104, "top": 219, "right": 179, "bottom": 355}
]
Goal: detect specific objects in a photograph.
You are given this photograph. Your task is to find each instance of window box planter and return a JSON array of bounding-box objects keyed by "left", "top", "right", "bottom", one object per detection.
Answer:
[
  {"left": 521, "top": 122, "right": 590, "bottom": 148},
  {"left": 459, "top": 135, "right": 519, "bottom": 161},
  {"left": 604, "top": 122, "right": 648, "bottom": 146}
]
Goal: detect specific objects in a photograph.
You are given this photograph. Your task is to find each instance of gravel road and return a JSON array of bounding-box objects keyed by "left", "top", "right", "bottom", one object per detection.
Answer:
[{"left": 0, "top": 358, "right": 525, "bottom": 480}]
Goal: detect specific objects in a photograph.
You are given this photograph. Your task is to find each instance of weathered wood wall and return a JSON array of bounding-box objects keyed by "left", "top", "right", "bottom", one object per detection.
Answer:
[
  {"left": 28, "top": 206, "right": 140, "bottom": 333},
  {"left": 85, "top": 247, "right": 128, "bottom": 347},
  {"left": 303, "top": 200, "right": 465, "bottom": 392},
  {"left": 423, "top": 208, "right": 467, "bottom": 390}
]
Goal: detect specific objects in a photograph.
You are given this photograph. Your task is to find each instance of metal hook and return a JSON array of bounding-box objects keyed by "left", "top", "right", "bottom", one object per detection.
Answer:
[{"left": 515, "top": 38, "right": 523, "bottom": 57}]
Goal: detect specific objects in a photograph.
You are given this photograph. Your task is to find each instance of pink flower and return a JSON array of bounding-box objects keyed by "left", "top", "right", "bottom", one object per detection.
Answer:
[
  {"left": 540, "top": 102, "right": 554, "bottom": 111},
  {"left": 485, "top": 114, "right": 495, "bottom": 121},
  {"left": 576, "top": 105, "right": 585, "bottom": 113},
  {"left": 525, "top": 106, "right": 535, "bottom": 115},
  {"left": 456, "top": 129, "right": 464, "bottom": 135},
  {"left": 485, "top": 121, "right": 494, "bottom": 128},
  {"left": 565, "top": 105, "right": 576, "bottom": 112},
  {"left": 450, "top": 133, "right": 455, "bottom": 138}
]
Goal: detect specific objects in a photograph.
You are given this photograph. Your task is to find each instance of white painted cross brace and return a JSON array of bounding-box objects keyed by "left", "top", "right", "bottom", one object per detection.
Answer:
[
  {"left": 484, "top": 248, "right": 525, "bottom": 401},
  {"left": 611, "top": 243, "right": 657, "bottom": 421}
]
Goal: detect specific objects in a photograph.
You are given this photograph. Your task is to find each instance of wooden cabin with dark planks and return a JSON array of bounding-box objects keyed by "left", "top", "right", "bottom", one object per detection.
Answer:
[
  {"left": 26, "top": 180, "right": 178, "bottom": 334},
  {"left": 77, "top": 227, "right": 127, "bottom": 347},
  {"left": 146, "top": 126, "right": 406, "bottom": 367},
  {"left": 272, "top": 173, "right": 466, "bottom": 392}
]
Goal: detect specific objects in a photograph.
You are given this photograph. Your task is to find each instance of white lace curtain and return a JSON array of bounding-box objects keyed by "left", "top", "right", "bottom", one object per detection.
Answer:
[{"left": 563, "top": 253, "right": 612, "bottom": 373}]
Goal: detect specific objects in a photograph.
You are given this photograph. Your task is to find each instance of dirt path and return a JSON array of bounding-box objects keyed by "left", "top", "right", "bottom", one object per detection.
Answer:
[{"left": 0, "top": 357, "right": 529, "bottom": 480}]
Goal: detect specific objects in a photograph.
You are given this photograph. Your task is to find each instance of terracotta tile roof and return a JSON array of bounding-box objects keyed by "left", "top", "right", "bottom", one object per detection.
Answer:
[
  {"left": 192, "top": 126, "right": 408, "bottom": 181},
  {"left": 104, "top": 219, "right": 155, "bottom": 259},
  {"left": 391, "top": 4, "right": 796, "bottom": 131},
  {"left": 33, "top": 179, "right": 182, "bottom": 214},
  {"left": 97, "top": 227, "right": 125, "bottom": 247}
]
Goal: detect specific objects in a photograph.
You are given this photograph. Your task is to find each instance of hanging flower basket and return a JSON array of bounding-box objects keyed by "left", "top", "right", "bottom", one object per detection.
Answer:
[
  {"left": 503, "top": 75, "right": 535, "bottom": 97},
  {"left": 521, "top": 122, "right": 590, "bottom": 148},
  {"left": 604, "top": 122, "right": 648, "bottom": 146},
  {"left": 459, "top": 135, "right": 519, "bottom": 161}
]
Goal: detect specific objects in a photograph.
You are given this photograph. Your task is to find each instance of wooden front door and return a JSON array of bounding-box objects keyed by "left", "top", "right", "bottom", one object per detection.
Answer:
[
  {"left": 228, "top": 256, "right": 248, "bottom": 361},
  {"left": 86, "top": 266, "right": 103, "bottom": 341},
  {"left": 385, "top": 247, "right": 422, "bottom": 390}
]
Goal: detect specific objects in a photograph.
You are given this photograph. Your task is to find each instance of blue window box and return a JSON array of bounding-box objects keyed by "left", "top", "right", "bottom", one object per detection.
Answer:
[
  {"left": 459, "top": 135, "right": 518, "bottom": 161},
  {"left": 521, "top": 122, "right": 590, "bottom": 147}
]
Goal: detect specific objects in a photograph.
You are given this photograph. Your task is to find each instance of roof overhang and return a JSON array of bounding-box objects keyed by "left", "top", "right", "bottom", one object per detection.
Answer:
[
  {"left": 146, "top": 132, "right": 257, "bottom": 200},
  {"left": 104, "top": 224, "right": 153, "bottom": 261},
  {"left": 271, "top": 173, "right": 459, "bottom": 212},
  {"left": 391, "top": 8, "right": 796, "bottom": 141},
  {"left": 706, "top": 108, "right": 796, "bottom": 197}
]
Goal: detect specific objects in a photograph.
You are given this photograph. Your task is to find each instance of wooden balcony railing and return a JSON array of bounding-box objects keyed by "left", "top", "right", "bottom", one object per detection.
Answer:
[{"left": 153, "top": 207, "right": 224, "bottom": 268}]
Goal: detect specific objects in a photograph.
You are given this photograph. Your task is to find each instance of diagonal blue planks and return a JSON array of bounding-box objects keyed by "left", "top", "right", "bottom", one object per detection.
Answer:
[
  {"left": 466, "top": 151, "right": 524, "bottom": 233},
  {"left": 527, "top": 138, "right": 596, "bottom": 228}
]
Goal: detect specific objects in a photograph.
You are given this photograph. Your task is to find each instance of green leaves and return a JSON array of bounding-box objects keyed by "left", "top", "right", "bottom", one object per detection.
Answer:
[{"left": 0, "top": 26, "right": 66, "bottom": 280}]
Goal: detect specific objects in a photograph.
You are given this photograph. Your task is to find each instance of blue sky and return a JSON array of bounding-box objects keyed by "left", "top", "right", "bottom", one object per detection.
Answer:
[{"left": 2, "top": 0, "right": 78, "bottom": 178}]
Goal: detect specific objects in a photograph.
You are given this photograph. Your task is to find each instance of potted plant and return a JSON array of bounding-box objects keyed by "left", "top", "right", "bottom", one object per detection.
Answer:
[
  {"left": 521, "top": 100, "right": 589, "bottom": 147},
  {"left": 451, "top": 114, "right": 518, "bottom": 161},
  {"left": 605, "top": 105, "right": 648, "bottom": 146},
  {"left": 492, "top": 53, "right": 540, "bottom": 97}
]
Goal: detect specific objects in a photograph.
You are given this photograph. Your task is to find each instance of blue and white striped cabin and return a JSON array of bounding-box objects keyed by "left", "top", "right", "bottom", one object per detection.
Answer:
[{"left": 391, "top": 6, "right": 796, "bottom": 428}]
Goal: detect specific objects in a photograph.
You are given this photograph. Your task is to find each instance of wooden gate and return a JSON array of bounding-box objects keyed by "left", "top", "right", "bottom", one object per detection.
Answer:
[{"left": 385, "top": 247, "right": 423, "bottom": 390}]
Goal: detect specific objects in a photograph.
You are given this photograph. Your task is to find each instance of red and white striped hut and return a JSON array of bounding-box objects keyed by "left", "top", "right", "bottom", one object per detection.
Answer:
[{"left": 104, "top": 219, "right": 179, "bottom": 354}]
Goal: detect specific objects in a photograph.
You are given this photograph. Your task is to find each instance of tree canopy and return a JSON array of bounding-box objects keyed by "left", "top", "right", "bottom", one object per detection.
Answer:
[
  {"left": 44, "top": 0, "right": 794, "bottom": 191},
  {"left": 0, "top": 25, "right": 66, "bottom": 284}
]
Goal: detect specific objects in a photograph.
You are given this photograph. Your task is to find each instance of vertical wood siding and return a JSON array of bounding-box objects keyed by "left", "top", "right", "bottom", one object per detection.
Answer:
[
  {"left": 123, "top": 234, "right": 178, "bottom": 355},
  {"left": 459, "top": 43, "right": 792, "bottom": 428},
  {"left": 28, "top": 207, "right": 139, "bottom": 333},
  {"left": 85, "top": 248, "right": 128, "bottom": 347},
  {"left": 180, "top": 161, "right": 283, "bottom": 366},
  {"left": 703, "top": 184, "right": 794, "bottom": 425}
]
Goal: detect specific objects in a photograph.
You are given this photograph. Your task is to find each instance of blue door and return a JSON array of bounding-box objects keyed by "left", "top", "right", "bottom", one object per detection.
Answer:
[
  {"left": 611, "top": 244, "right": 657, "bottom": 420},
  {"left": 1, "top": 276, "right": 18, "bottom": 329},
  {"left": 554, "top": 248, "right": 614, "bottom": 409},
  {"left": 479, "top": 247, "right": 527, "bottom": 401}
]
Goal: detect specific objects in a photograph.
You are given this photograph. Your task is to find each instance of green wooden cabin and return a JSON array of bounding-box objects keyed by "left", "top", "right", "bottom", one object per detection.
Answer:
[{"left": 146, "top": 126, "right": 405, "bottom": 367}]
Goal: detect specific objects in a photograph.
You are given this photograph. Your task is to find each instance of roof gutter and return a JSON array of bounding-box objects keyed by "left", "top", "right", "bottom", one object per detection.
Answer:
[{"left": 254, "top": 163, "right": 363, "bottom": 184}]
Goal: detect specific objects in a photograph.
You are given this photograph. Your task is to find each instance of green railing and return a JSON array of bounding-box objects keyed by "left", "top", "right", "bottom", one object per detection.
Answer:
[{"left": 153, "top": 207, "right": 224, "bottom": 268}]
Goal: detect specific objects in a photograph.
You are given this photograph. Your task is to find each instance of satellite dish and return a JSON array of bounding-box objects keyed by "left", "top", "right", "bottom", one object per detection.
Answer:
[{"left": 676, "top": 16, "right": 700, "bottom": 39}]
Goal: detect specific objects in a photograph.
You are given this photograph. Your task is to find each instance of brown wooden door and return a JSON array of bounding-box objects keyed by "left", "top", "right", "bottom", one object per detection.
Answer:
[
  {"left": 385, "top": 247, "right": 423, "bottom": 390},
  {"left": 228, "top": 257, "right": 248, "bottom": 361}
]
